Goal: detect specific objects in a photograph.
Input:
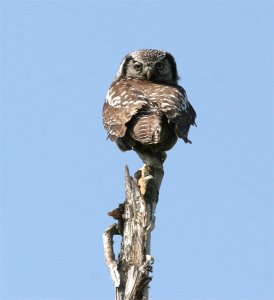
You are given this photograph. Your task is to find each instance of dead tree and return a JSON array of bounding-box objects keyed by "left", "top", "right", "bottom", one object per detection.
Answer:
[{"left": 103, "top": 160, "right": 164, "bottom": 300}]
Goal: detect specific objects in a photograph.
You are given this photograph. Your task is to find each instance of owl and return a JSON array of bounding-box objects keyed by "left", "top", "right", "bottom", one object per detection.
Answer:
[{"left": 102, "top": 49, "right": 196, "bottom": 164}]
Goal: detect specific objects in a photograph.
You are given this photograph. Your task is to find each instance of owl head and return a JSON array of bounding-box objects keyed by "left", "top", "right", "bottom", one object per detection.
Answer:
[{"left": 115, "top": 49, "right": 179, "bottom": 84}]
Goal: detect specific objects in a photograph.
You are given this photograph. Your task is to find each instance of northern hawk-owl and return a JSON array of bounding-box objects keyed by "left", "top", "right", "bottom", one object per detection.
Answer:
[{"left": 102, "top": 49, "right": 196, "bottom": 163}]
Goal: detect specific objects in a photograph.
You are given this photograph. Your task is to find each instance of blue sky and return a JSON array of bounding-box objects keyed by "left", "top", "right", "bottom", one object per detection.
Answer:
[{"left": 1, "top": 1, "right": 273, "bottom": 299}]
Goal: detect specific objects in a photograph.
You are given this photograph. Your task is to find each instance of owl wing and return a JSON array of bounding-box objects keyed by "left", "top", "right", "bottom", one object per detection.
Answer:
[
  {"left": 102, "top": 80, "right": 148, "bottom": 141},
  {"left": 154, "top": 85, "right": 196, "bottom": 143}
]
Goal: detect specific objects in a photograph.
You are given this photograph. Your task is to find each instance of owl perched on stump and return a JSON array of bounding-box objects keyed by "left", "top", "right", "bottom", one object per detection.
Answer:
[{"left": 102, "top": 49, "right": 196, "bottom": 165}]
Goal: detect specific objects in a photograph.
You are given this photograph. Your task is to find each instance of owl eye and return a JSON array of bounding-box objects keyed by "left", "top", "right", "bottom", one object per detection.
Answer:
[
  {"left": 156, "top": 62, "right": 164, "bottom": 70},
  {"left": 134, "top": 62, "right": 142, "bottom": 71}
]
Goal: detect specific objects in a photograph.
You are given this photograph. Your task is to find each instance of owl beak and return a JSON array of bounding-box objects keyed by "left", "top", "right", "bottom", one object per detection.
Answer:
[{"left": 145, "top": 67, "right": 153, "bottom": 81}]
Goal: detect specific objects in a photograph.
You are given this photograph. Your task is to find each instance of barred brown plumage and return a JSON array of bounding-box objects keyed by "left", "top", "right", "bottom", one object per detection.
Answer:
[{"left": 102, "top": 49, "right": 196, "bottom": 163}]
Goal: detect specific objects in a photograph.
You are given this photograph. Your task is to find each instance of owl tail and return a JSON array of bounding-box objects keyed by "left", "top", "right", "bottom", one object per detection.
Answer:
[{"left": 129, "top": 114, "right": 162, "bottom": 145}]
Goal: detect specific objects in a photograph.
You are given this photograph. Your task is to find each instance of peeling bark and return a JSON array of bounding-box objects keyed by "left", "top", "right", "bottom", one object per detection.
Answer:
[{"left": 103, "top": 164, "right": 163, "bottom": 300}]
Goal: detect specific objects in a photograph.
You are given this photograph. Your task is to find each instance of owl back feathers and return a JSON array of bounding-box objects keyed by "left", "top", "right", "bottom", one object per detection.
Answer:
[{"left": 102, "top": 78, "right": 196, "bottom": 153}]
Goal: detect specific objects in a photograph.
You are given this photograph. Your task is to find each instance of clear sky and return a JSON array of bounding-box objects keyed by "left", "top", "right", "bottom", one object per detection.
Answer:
[{"left": 1, "top": 1, "right": 273, "bottom": 299}]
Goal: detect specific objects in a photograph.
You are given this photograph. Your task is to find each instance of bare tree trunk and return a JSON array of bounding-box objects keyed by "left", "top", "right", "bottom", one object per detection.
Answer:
[{"left": 103, "top": 163, "right": 164, "bottom": 300}]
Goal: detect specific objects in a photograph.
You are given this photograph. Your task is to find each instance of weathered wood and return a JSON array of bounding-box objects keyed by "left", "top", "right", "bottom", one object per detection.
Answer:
[
  {"left": 103, "top": 163, "right": 163, "bottom": 300},
  {"left": 102, "top": 223, "right": 120, "bottom": 288}
]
